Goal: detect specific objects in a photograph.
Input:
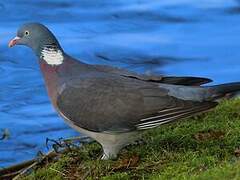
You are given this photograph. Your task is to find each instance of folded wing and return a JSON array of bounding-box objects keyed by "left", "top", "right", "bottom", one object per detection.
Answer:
[{"left": 56, "top": 74, "right": 217, "bottom": 133}]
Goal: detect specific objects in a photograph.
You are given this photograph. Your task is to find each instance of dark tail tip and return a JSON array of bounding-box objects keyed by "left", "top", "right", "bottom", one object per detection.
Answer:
[{"left": 210, "top": 82, "right": 240, "bottom": 99}]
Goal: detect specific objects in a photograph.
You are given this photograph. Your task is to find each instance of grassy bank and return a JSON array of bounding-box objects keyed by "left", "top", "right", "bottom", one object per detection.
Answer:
[{"left": 23, "top": 99, "right": 240, "bottom": 179}]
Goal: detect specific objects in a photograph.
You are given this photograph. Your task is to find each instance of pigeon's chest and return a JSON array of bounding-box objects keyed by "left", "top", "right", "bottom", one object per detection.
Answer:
[
  {"left": 39, "top": 61, "right": 63, "bottom": 106},
  {"left": 39, "top": 59, "right": 90, "bottom": 106}
]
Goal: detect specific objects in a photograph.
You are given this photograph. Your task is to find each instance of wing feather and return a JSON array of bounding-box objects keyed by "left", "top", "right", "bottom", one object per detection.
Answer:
[{"left": 137, "top": 102, "right": 217, "bottom": 130}]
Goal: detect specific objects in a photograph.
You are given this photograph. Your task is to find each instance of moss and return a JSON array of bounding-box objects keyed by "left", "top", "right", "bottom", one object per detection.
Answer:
[{"left": 23, "top": 99, "right": 240, "bottom": 179}]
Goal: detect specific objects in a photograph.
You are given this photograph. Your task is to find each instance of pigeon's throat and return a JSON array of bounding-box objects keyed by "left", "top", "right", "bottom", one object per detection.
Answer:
[{"left": 40, "top": 46, "right": 64, "bottom": 66}]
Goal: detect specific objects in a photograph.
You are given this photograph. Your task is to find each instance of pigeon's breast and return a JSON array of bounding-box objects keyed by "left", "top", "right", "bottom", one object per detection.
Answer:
[{"left": 39, "top": 61, "right": 61, "bottom": 107}]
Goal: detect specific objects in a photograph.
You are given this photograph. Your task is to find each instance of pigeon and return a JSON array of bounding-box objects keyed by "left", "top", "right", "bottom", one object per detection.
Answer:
[{"left": 9, "top": 23, "right": 240, "bottom": 159}]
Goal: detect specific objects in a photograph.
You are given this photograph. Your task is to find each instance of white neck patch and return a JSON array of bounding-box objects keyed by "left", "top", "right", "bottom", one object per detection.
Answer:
[{"left": 40, "top": 47, "right": 64, "bottom": 66}]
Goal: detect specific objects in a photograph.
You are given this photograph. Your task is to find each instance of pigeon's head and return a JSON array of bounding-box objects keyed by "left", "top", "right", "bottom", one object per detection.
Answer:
[{"left": 9, "top": 23, "right": 63, "bottom": 57}]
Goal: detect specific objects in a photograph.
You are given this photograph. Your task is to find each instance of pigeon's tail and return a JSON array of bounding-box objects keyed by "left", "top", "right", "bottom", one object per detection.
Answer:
[{"left": 208, "top": 82, "right": 240, "bottom": 100}]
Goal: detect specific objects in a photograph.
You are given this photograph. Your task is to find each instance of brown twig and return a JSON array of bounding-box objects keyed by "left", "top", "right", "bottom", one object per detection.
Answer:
[
  {"left": 0, "top": 136, "right": 92, "bottom": 179},
  {"left": 11, "top": 150, "right": 57, "bottom": 180}
]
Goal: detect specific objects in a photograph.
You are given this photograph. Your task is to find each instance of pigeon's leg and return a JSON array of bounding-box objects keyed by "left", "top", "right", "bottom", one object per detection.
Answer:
[
  {"left": 101, "top": 144, "right": 123, "bottom": 160},
  {"left": 100, "top": 132, "right": 140, "bottom": 160}
]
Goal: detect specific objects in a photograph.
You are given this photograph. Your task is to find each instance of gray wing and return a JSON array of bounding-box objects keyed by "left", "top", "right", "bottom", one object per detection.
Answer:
[
  {"left": 93, "top": 65, "right": 212, "bottom": 86},
  {"left": 56, "top": 74, "right": 217, "bottom": 133}
]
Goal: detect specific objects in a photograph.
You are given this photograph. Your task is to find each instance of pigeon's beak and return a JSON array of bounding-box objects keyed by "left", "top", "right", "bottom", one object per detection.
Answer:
[{"left": 8, "top": 36, "right": 21, "bottom": 48}]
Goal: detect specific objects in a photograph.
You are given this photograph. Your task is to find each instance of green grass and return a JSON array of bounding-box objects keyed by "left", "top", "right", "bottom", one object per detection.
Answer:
[{"left": 23, "top": 99, "right": 240, "bottom": 180}]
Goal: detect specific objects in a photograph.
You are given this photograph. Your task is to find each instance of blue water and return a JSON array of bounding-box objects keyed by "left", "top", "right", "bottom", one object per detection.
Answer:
[{"left": 0, "top": 0, "right": 240, "bottom": 167}]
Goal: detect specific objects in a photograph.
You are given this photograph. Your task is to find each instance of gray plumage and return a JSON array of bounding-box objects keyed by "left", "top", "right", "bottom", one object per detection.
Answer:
[
  {"left": 9, "top": 23, "right": 240, "bottom": 159},
  {"left": 56, "top": 72, "right": 216, "bottom": 132}
]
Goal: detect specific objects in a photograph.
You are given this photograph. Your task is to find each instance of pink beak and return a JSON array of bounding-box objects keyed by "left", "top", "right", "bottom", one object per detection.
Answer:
[{"left": 8, "top": 36, "right": 21, "bottom": 48}]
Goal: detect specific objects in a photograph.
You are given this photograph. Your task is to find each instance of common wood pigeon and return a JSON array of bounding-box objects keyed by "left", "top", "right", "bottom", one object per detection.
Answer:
[{"left": 9, "top": 23, "right": 240, "bottom": 159}]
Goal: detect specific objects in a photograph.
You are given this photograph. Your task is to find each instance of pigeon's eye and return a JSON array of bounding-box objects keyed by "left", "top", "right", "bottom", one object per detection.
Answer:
[{"left": 24, "top": 31, "right": 30, "bottom": 36}]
